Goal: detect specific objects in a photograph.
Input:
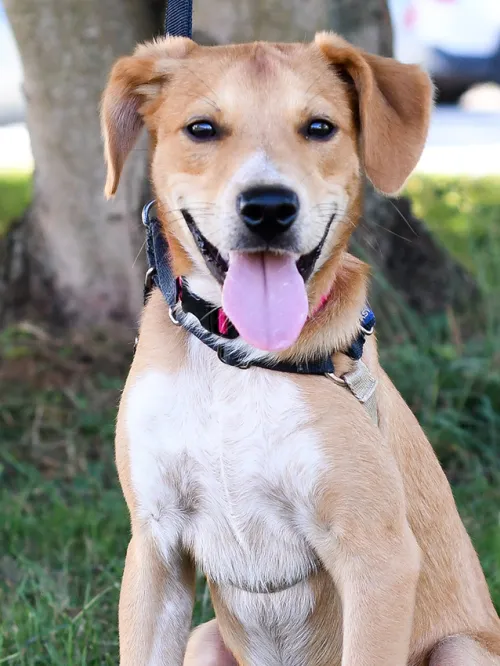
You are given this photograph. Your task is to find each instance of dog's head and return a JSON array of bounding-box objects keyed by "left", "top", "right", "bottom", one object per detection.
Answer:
[{"left": 102, "top": 33, "right": 432, "bottom": 352}]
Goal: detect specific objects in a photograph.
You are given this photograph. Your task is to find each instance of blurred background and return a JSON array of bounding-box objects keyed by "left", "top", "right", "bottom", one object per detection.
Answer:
[{"left": 0, "top": 0, "right": 499, "bottom": 663}]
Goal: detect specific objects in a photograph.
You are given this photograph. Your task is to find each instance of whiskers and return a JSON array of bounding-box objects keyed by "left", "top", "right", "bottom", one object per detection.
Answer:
[
  {"left": 307, "top": 200, "right": 348, "bottom": 243},
  {"left": 156, "top": 201, "right": 228, "bottom": 272},
  {"left": 132, "top": 239, "right": 147, "bottom": 268},
  {"left": 154, "top": 197, "right": 349, "bottom": 266},
  {"left": 386, "top": 198, "right": 417, "bottom": 236},
  {"left": 156, "top": 200, "right": 219, "bottom": 226}
]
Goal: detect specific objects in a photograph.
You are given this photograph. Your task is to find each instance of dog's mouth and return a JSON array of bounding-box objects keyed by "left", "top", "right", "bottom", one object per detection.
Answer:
[
  {"left": 181, "top": 209, "right": 335, "bottom": 284},
  {"left": 181, "top": 209, "right": 336, "bottom": 352},
  {"left": 182, "top": 210, "right": 229, "bottom": 283}
]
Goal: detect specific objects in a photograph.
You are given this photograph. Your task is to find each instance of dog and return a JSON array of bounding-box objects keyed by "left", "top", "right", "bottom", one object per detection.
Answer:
[{"left": 101, "top": 32, "right": 500, "bottom": 666}]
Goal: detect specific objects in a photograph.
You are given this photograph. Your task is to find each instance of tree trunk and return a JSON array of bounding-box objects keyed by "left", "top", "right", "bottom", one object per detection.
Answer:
[
  {"left": 2, "top": 0, "right": 161, "bottom": 327},
  {"left": 195, "top": 0, "right": 328, "bottom": 44},
  {"left": 195, "top": 0, "right": 476, "bottom": 315},
  {"left": 2, "top": 0, "right": 475, "bottom": 329}
]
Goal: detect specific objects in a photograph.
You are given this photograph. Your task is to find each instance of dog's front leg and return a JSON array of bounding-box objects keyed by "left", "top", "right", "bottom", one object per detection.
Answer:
[
  {"left": 312, "top": 462, "right": 421, "bottom": 666},
  {"left": 318, "top": 521, "right": 419, "bottom": 666},
  {"left": 119, "top": 533, "right": 195, "bottom": 666}
]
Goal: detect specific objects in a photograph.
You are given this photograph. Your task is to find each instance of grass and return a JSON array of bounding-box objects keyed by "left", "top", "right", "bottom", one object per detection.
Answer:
[
  {"left": 1, "top": 172, "right": 500, "bottom": 663},
  {"left": 0, "top": 328, "right": 129, "bottom": 665},
  {"left": 0, "top": 171, "right": 32, "bottom": 236},
  {"left": 406, "top": 175, "right": 500, "bottom": 286}
]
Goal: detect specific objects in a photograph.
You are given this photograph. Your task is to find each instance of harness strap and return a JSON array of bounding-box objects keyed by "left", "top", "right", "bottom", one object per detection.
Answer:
[
  {"left": 164, "top": 0, "right": 193, "bottom": 38},
  {"left": 143, "top": 201, "right": 177, "bottom": 309}
]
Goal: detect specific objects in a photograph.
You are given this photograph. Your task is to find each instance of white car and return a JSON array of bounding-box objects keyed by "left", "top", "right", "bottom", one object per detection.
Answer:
[
  {"left": 0, "top": 5, "right": 24, "bottom": 125},
  {"left": 389, "top": 0, "right": 500, "bottom": 99}
]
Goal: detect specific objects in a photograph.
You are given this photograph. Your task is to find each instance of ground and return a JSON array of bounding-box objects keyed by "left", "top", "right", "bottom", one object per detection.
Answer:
[{"left": 1, "top": 173, "right": 500, "bottom": 664}]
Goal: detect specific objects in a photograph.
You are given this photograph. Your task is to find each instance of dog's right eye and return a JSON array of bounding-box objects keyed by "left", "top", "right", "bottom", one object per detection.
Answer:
[
  {"left": 186, "top": 121, "right": 218, "bottom": 141},
  {"left": 305, "top": 119, "right": 337, "bottom": 140}
]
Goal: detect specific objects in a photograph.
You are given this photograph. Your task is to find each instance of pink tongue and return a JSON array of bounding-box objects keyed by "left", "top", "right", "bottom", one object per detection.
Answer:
[{"left": 222, "top": 252, "right": 308, "bottom": 352}]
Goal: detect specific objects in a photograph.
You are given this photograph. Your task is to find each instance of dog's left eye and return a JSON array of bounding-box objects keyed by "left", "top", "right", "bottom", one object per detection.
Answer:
[
  {"left": 305, "top": 119, "right": 338, "bottom": 140},
  {"left": 186, "top": 121, "right": 217, "bottom": 140}
]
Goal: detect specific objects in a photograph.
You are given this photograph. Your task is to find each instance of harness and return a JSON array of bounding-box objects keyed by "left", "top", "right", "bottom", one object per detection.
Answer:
[{"left": 139, "top": 202, "right": 379, "bottom": 424}]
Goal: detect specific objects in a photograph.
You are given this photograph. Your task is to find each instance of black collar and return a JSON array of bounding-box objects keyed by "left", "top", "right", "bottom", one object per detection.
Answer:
[{"left": 140, "top": 201, "right": 375, "bottom": 374}]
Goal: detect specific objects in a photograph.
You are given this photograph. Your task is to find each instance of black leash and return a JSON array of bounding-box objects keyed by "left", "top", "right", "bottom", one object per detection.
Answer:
[{"left": 164, "top": 0, "right": 193, "bottom": 38}]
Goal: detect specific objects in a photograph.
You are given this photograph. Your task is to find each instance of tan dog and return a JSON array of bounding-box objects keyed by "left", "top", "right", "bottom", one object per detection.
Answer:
[{"left": 101, "top": 33, "right": 500, "bottom": 666}]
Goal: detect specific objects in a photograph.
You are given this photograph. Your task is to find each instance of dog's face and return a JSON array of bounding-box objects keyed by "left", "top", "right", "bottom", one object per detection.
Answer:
[{"left": 102, "top": 34, "right": 432, "bottom": 351}]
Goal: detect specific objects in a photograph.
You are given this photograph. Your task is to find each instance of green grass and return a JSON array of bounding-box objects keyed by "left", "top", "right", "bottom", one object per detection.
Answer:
[
  {"left": 0, "top": 327, "right": 215, "bottom": 665},
  {"left": 1, "top": 172, "right": 500, "bottom": 663},
  {"left": 0, "top": 171, "right": 32, "bottom": 236},
  {"left": 407, "top": 175, "right": 500, "bottom": 286},
  {"left": 0, "top": 464, "right": 126, "bottom": 665}
]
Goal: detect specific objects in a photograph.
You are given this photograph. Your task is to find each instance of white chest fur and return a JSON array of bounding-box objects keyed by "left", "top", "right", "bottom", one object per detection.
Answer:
[{"left": 125, "top": 338, "right": 325, "bottom": 665}]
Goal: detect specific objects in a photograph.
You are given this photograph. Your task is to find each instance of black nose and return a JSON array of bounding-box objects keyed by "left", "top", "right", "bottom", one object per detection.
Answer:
[{"left": 238, "top": 186, "right": 300, "bottom": 242}]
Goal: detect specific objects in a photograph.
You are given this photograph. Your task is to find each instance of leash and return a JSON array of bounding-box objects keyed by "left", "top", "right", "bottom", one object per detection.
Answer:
[
  {"left": 138, "top": 202, "right": 379, "bottom": 422},
  {"left": 164, "top": 0, "right": 193, "bottom": 38}
]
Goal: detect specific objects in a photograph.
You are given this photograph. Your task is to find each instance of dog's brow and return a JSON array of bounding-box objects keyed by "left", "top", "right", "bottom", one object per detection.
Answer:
[
  {"left": 303, "top": 73, "right": 325, "bottom": 100},
  {"left": 199, "top": 96, "right": 220, "bottom": 111},
  {"left": 304, "top": 89, "right": 330, "bottom": 115},
  {"left": 184, "top": 65, "right": 221, "bottom": 112}
]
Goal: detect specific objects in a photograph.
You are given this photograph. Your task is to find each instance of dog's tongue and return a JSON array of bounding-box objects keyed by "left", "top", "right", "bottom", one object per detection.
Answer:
[{"left": 222, "top": 251, "right": 308, "bottom": 352}]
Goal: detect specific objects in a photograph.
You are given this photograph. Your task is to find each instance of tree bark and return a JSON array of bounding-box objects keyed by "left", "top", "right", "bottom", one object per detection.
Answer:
[
  {"left": 194, "top": 0, "right": 328, "bottom": 44},
  {"left": 2, "top": 0, "right": 161, "bottom": 327},
  {"left": 328, "top": 0, "right": 393, "bottom": 55}
]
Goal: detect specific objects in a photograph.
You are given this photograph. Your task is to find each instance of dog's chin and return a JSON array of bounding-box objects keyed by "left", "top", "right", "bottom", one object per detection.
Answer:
[{"left": 181, "top": 209, "right": 336, "bottom": 287}]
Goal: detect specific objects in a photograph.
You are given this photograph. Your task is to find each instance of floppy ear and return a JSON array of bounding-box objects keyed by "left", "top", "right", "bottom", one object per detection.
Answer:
[
  {"left": 101, "top": 36, "right": 195, "bottom": 198},
  {"left": 315, "top": 32, "right": 434, "bottom": 195}
]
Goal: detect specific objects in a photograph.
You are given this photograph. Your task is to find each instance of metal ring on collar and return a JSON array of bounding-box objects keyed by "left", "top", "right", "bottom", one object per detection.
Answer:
[
  {"left": 169, "top": 307, "right": 181, "bottom": 326},
  {"left": 141, "top": 200, "right": 156, "bottom": 227},
  {"left": 325, "top": 371, "right": 346, "bottom": 386},
  {"left": 144, "top": 266, "right": 156, "bottom": 289}
]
